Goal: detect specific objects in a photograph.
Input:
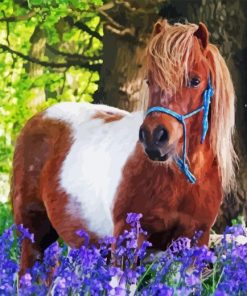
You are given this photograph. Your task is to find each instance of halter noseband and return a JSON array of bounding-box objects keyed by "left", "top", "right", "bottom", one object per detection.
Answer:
[{"left": 145, "top": 78, "right": 214, "bottom": 183}]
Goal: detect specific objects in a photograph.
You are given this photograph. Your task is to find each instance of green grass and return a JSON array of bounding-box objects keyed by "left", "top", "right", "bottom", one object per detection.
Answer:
[{"left": 0, "top": 201, "right": 13, "bottom": 234}]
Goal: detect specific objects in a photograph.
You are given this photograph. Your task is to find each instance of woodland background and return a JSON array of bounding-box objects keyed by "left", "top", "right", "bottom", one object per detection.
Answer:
[{"left": 0, "top": 0, "right": 247, "bottom": 233}]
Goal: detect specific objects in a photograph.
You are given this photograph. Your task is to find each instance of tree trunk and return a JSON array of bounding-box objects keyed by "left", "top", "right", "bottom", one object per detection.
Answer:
[
  {"left": 28, "top": 26, "right": 46, "bottom": 109},
  {"left": 94, "top": 1, "right": 163, "bottom": 111}
]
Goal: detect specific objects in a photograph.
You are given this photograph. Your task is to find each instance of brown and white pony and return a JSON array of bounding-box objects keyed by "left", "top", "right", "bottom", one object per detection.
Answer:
[{"left": 11, "top": 20, "right": 237, "bottom": 275}]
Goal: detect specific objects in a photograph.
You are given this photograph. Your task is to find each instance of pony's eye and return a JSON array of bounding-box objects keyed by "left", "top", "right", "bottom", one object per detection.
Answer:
[
  {"left": 145, "top": 79, "right": 150, "bottom": 86},
  {"left": 188, "top": 77, "right": 201, "bottom": 88}
]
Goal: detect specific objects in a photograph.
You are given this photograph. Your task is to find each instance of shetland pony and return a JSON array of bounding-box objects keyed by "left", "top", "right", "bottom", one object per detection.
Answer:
[{"left": 11, "top": 20, "right": 237, "bottom": 275}]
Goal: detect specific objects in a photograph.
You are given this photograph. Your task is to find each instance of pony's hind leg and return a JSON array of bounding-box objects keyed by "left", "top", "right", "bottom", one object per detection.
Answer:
[
  {"left": 11, "top": 114, "right": 58, "bottom": 275},
  {"left": 17, "top": 201, "right": 58, "bottom": 276}
]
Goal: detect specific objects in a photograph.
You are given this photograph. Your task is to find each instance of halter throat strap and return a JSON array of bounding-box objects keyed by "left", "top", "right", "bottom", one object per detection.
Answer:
[{"left": 145, "top": 78, "right": 214, "bottom": 183}]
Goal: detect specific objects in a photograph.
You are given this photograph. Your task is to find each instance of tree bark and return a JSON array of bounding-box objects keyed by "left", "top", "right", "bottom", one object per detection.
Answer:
[
  {"left": 28, "top": 26, "right": 46, "bottom": 109},
  {"left": 94, "top": 0, "right": 164, "bottom": 111}
]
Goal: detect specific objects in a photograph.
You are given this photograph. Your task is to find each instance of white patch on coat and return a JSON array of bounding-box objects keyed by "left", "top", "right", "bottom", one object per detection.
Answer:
[
  {"left": 45, "top": 101, "right": 129, "bottom": 125},
  {"left": 45, "top": 102, "right": 143, "bottom": 238}
]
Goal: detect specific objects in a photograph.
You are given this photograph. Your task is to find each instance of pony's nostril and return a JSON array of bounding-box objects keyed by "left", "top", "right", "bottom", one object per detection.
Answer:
[
  {"left": 157, "top": 129, "right": 168, "bottom": 142},
  {"left": 139, "top": 127, "right": 147, "bottom": 143},
  {"left": 145, "top": 149, "right": 161, "bottom": 160},
  {"left": 154, "top": 126, "right": 168, "bottom": 144}
]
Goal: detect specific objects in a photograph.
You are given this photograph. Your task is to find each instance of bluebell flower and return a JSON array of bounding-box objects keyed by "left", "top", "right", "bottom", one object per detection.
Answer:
[
  {"left": 16, "top": 224, "right": 34, "bottom": 243},
  {"left": 1, "top": 216, "right": 247, "bottom": 295},
  {"left": 75, "top": 229, "right": 90, "bottom": 245},
  {"left": 126, "top": 213, "right": 143, "bottom": 226}
]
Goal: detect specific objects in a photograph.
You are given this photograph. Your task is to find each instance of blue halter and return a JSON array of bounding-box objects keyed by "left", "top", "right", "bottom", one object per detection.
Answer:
[{"left": 145, "top": 79, "right": 214, "bottom": 183}]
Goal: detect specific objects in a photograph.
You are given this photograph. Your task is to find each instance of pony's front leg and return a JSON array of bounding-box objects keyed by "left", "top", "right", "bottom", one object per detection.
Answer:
[
  {"left": 14, "top": 201, "right": 59, "bottom": 278},
  {"left": 197, "top": 228, "right": 210, "bottom": 247}
]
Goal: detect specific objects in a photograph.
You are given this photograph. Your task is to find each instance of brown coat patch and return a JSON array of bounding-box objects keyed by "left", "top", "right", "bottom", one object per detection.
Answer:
[
  {"left": 92, "top": 110, "right": 125, "bottom": 123},
  {"left": 11, "top": 113, "right": 97, "bottom": 274}
]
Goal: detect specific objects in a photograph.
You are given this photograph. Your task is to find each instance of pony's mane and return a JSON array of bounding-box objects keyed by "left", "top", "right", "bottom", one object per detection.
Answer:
[
  {"left": 145, "top": 21, "right": 238, "bottom": 193},
  {"left": 147, "top": 21, "right": 198, "bottom": 95},
  {"left": 207, "top": 44, "right": 238, "bottom": 193}
]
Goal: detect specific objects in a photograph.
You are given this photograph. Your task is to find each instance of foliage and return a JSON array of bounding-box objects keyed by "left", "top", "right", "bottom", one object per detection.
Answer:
[
  {"left": 0, "top": 202, "right": 13, "bottom": 234},
  {"left": 0, "top": 0, "right": 103, "bottom": 198},
  {"left": 0, "top": 213, "right": 247, "bottom": 295}
]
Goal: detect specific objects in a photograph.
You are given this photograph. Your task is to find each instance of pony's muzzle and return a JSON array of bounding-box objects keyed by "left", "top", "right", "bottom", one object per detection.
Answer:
[{"left": 139, "top": 125, "right": 170, "bottom": 161}]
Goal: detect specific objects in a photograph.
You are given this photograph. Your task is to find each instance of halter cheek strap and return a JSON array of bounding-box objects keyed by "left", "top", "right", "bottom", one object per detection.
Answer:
[{"left": 145, "top": 78, "right": 214, "bottom": 183}]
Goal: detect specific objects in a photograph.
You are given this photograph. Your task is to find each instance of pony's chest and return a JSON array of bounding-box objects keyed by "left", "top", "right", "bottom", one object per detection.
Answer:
[{"left": 113, "top": 155, "right": 183, "bottom": 218}]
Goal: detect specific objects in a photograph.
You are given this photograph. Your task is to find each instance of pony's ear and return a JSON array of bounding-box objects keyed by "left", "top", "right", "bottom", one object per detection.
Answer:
[
  {"left": 152, "top": 19, "right": 168, "bottom": 35},
  {"left": 194, "top": 22, "right": 209, "bottom": 50}
]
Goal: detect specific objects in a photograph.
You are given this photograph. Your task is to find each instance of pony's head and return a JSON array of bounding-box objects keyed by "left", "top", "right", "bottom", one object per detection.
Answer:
[{"left": 139, "top": 20, "right": 237, "bottom": 192}]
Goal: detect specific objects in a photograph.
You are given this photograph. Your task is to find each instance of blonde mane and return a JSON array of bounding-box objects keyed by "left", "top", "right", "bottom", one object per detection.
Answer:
[
  {"left": 207, "top": 44, "right": 238, "bottom": 193},
  {"left": 147, "top": 21, "right": 198, "bottom": 95},
  {"left": 146, "top": 21, "right": 238, "bottom": 193}
]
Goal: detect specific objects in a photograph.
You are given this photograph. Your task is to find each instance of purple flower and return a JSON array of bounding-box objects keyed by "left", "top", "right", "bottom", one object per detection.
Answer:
[
  {"left": 44, "top": 242, "right": 60, "bottom": 268},
  {"left": 20, "top": 273, "right": 32, "bottom": 287},
  {"left": 126, "top": 213, "right": 143, "bottom": 226},
  {"left": 224, "top": 224, "right": 246, "bottom": 237},
  {"left": 214, "top": 291, "right": 228, "bottom": 296},
  {"left": 185, "top": 274, "right": 200, "bottom": 286},
  {"left": 137, "top": 241, "right": 152, "bottom": 260},
  {"left": 53, "top": 277, "right": 67, "bottom": 296},
  {"left": 169, "top": 237, "right": 191, "bottom": 254},
  {"left": 16, "top": 224, "right": 34, "bottom": 243},
  {"left": 75, "top": 229, "right": 90, "bottom": 246},
  {"left": 1, "top": 216, "right": 247, "bottom": 295},
  {"left": 142, "top": 283, "right": 174, "bottom": 295},
  {"left": 191, "top": 230, "right": 203, "bottom": 246}
]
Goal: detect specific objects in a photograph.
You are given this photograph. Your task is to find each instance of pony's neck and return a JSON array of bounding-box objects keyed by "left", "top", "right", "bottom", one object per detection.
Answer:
[{"left": 187, "top": 129, "right": 215, "bottom": 178}]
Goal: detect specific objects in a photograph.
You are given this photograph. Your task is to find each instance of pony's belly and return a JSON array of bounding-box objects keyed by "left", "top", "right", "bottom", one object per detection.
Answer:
[
  {"left": 60, "top": 152, "right": 117, "bottom": 238},
  {"left": 60, "top": 143, "right": 138, "bottom": 238}
]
